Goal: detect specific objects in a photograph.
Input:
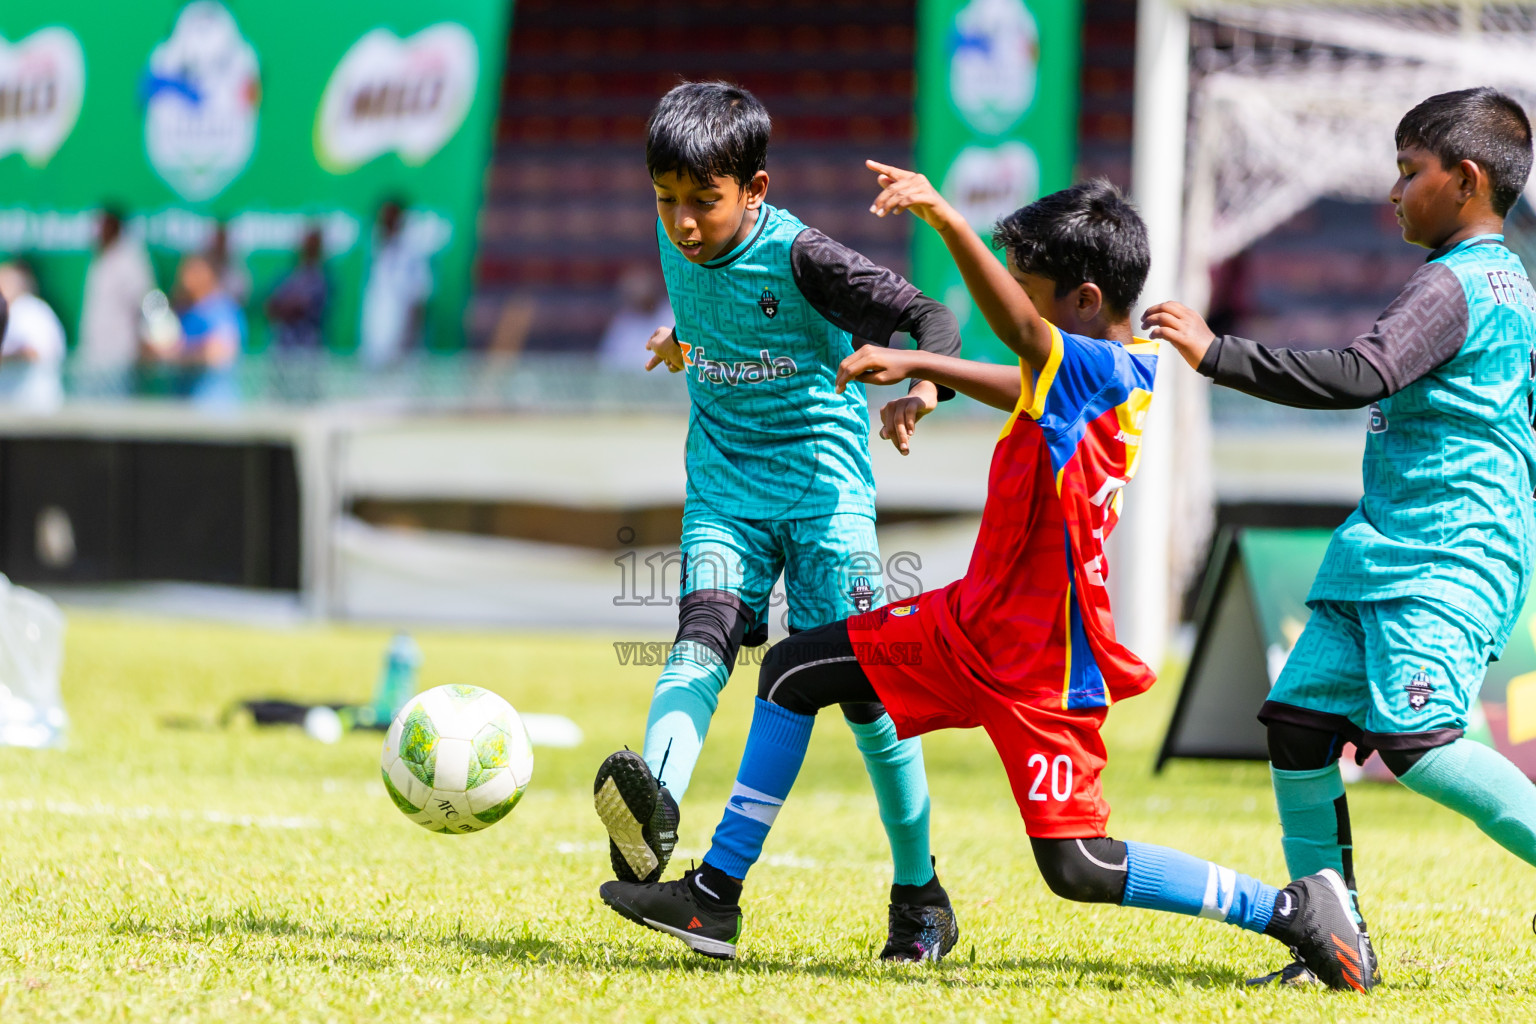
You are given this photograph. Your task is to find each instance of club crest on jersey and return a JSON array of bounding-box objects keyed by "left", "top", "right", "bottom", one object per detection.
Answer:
[
  {"left": 757, "top": 287, "right": 780, "bottom": 319},
  {"left": 690, "top": 346, "right": 798, "bottom": 386},
  {"left": 848, "top": 576, "right": 876, "bottom": 613},
  {"left": 1404, "top": 668, "right": 1435, "bottom": 710}
]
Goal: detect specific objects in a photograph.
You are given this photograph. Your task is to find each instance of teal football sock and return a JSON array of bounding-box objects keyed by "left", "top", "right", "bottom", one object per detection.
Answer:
[
  {"left": 1399, "top": 738, "right": 1536, "bottom": 868},
  {"left": 642, "top": 640, "right": 731, "bottom": 802},
  {"left": 1271, "top": 764, "right": 1362, "bottom": 925},
  {"left": 846, "top": 714, "right": 934, "bottom": 886}
]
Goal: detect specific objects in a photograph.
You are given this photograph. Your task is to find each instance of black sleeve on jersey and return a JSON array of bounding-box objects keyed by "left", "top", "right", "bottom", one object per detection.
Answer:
[
  {"left": 790, "top": 227, "right": 962, "bottom": 400},
  {"left": 1196, "top": 261, "right": 1468, "bottom": 408},
  {"left": 1197, "top": 335, "right": 1388, "bottom": 409}
]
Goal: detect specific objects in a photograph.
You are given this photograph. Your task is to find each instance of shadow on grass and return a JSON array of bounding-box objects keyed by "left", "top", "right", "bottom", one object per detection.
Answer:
[{"left": 108, "top": 910, "right": 1249, "bottom": 990}]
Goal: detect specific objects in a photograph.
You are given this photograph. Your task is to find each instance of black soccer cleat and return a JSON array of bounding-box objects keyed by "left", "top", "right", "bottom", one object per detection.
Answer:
[
  {"left": 1248, "top": 925, "right": 1381, "bottom": 989},
  {"left": 881, "top": 865, "right": 959, "bottom": 963},
  {"left": 593, "top": 749, "right": 679, "bottom": 883},
  {"left": 600, "top": 868, "right": 742, "bottom": 960},
  {"left": 1264, "top": 870, "right": 1380, "bottom": 993},
  {"left": 882, "top": 900, "right": 960, "bottom": 963}
]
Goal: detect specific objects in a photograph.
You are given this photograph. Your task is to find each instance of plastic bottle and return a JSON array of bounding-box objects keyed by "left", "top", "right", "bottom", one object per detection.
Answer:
[{"left": 371, "top": 632, "right": 421, "bottom": 727}]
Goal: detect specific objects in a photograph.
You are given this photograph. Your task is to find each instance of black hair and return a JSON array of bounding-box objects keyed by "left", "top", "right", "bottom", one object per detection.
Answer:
[
  {"left": 1396, "top": 87, "right": 1533, "bottom": 217},
  {"left": 992, "top": 179, "right": 1150, "bottom": 317},
  {"left": 646, "top": 81, "right": 770, "bottom": 187}
]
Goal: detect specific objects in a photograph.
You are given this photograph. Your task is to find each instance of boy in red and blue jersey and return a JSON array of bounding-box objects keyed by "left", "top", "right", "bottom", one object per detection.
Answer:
[{"left": 600, "top": 165, "right": 1376, "bottom": 990}]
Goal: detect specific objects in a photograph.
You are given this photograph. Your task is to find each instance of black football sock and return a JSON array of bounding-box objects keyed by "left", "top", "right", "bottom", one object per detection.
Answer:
[
  {"left": 1263, "top": 879, "right": 1308, "bottom": 942},
  {"left": 891, "top": 870, "right": 947, "bottom": 908},
  {"left": 691, "top": 863, "right": 742, "bottom": 908}
]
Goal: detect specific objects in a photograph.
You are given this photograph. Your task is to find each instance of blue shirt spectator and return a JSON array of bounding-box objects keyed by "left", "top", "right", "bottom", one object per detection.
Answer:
[
  {"left": 156, "top": 254, "right": 244, "bottom": 406},
  {"left": 266, "top": 228, "right": 328, "bottom": 351}
]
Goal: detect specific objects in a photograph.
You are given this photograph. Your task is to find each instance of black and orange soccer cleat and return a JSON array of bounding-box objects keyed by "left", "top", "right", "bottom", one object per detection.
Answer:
[{"left": 1263, "top": 869, "right": 1380, "bottom": 993}]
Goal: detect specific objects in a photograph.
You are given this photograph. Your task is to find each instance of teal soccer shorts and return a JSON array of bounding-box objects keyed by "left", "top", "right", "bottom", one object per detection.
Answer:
[
  {"left": 1260, "top": 596, "right": 1497, "bottom": 752},
  {"left": 679, "top": 507, "right": 884, "bottom": 635}
]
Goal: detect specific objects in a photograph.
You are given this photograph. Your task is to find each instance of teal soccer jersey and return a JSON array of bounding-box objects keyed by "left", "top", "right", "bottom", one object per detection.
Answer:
[
  {"left": 657, "top": 204, "right": 957, "bottom": 521},
  {"left": 1307, "top": 235, "right": 1536, "bottom": 648}
]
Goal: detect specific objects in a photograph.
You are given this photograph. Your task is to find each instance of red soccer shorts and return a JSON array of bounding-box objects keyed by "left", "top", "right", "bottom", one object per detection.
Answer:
[{"left": 847, "top": 585, "right": 1111, "bottom": 838}]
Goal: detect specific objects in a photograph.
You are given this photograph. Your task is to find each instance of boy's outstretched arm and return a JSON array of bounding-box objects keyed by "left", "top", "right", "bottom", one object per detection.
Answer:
[
  {"left": 867, "top": 160, "right": 1054, "bottom": 370},
  {"left": 837, "top": 345, "right": 1021, "bottom": 454},
  {"left": 1139, "top": 296, "right": 1462, "bottom": 411}
]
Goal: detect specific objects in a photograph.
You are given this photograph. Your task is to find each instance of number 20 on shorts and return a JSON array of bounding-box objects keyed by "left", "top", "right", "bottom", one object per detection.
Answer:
[{"left": 1027, "top": 753, "right": 1074, "bottom": 802}]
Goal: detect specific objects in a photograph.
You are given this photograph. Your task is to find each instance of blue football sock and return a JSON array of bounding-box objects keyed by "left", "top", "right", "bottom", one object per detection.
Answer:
[
  {"left": 1121, "top": 841, "right": 1278, "bottom": 934},
  {"left": 1271, "top": 764, "right": 1362, "bottom": 925},
  {"left": 703, "top": 698, "right": 815, "bottom": 880},
  {"left": 641, "top": 640, "right": 731, "bottom": 802},
  {"left": 1399, "top": 738, "right": 1536, "bottom": 867},
  {"left": 845, "top": 714, "right": 934, "bottom": 886}
]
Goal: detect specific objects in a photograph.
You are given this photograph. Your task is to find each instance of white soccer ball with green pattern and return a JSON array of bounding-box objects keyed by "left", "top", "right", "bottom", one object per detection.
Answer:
[{"left": 380, "top": 684, "right": 533, "bottom": 834}]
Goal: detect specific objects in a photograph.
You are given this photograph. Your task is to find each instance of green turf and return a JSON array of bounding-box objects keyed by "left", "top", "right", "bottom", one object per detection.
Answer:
[{"left": 1, "top": 612, "right": 1533, "bottom": 1022}]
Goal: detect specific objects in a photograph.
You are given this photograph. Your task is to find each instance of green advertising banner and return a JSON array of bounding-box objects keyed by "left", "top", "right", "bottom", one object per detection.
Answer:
[
  {"left": 0, "top": 0, "right": 511, "bottom": 354},
  {"left": 914, "top": 0, "right": 1082, "bottom": 363}
]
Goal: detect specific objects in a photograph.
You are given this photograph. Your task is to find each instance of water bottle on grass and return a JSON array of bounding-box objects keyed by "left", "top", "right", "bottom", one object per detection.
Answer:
[{"left": 370, "top": 632, "right": 421, "bottom": 727}]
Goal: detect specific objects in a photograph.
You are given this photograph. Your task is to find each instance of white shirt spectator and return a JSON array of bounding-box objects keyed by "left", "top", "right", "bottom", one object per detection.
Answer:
[
  {"left": 598, "top": 300, "right": 674, "bottom": 370},
  {"left": 359, "top": 230, "right": 432, "bottom": 368},
  {"left": 597, "top": 266, "right": 674, "bottom": 370},
  {"left": 0, "top": 292, "right": 67, "bottom": 413},
  {"left": 79, "top": 234, "right": 154, "bottom": 372}
]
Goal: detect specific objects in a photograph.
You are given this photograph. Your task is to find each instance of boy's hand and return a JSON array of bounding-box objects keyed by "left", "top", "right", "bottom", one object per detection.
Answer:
[
  {"left": 867, "top": 160, "right": 958, "bottom": 231},
  {"left": 835, "top": 345, "right": 920, "bottom": 393},
  {"left": 879, "top": 384, "right": 938, "bottom": 456},
  {"left": 644, "top": 326, "right": 686, "bottom": 372},
  {"left": 1141, "top": 301, "right": 1217, "bottom": 370}
]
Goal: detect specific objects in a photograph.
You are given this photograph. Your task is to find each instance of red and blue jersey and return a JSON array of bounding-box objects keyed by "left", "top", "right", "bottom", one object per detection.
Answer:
[{"left": 941, "top": 324, "right": 1159, "bottom": 710}]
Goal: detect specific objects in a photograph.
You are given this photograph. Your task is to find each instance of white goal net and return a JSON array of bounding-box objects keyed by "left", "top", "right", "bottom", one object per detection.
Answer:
[{"left": 1181, "top": 1, "right": 1536, "bottom": 308}]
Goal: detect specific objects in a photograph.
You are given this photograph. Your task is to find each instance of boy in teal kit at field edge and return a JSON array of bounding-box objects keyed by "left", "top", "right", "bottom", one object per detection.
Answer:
[
  {"left": 1147, "top": 87, "right": 1536, "bottom": 985},
  {"left": 592, "top": 81, "right": 965, "bottom": 961}
]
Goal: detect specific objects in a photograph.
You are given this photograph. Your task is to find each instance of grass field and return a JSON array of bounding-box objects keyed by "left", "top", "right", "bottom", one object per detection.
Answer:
[{"left": 1, "top": 612, "right": 1534, "bottom": 1022}]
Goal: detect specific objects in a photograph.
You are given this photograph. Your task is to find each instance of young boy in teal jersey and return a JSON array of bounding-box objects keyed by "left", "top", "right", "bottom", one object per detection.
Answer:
[
  {"left": 1147, "top": 87, "right": 1536, "bottom": 984},
  {"left": 593, "top": 81, "right": 965, "bottom": 961}
]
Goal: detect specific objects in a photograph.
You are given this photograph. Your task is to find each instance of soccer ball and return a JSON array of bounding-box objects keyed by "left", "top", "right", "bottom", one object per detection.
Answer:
[{"left": 380, "top": 684, "right": 533, "bottom": 834}]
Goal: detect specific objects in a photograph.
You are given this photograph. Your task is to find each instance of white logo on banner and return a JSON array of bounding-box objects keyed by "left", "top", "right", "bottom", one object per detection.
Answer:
[
  {"left": 949, "top": 0, "right": 1040, "bottom": 135},
  {"left": 315, "top": 24, "right": 479, "bottom": 173},
  {"left": 942, "top": 142, "right": 1040, "bottom": 230},
  {"left": 143, "top": 2, "right": 261, "bottom": 201},
  {"left": 0, "top": 28, "right": 85, "bottom": 167}
]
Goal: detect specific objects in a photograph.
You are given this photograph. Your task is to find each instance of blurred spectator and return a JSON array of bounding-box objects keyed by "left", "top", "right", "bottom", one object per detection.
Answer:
[
  {"left": 487, "top": 294, "right": 536, "bottom": 362},
  {"left": 598, "top": 265, "right": 673, "bottom": 370},
  {"left": 266, "top": 227, "right": 329, "bottom": 351},
  {"left": 78, "top": 207, "right": 154, "bottom": 389},
  {"left": 0, "top": 261, "right": 67, "bottom": 413},
  {"left": 142, "top": 254, "right": 244, "bottom": 406},
  {"left": 208, "top": 221, "right": 251, "bottom": 308},
  {"left": 359, "top": 199, "right": 432, "bottom": 368}
]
